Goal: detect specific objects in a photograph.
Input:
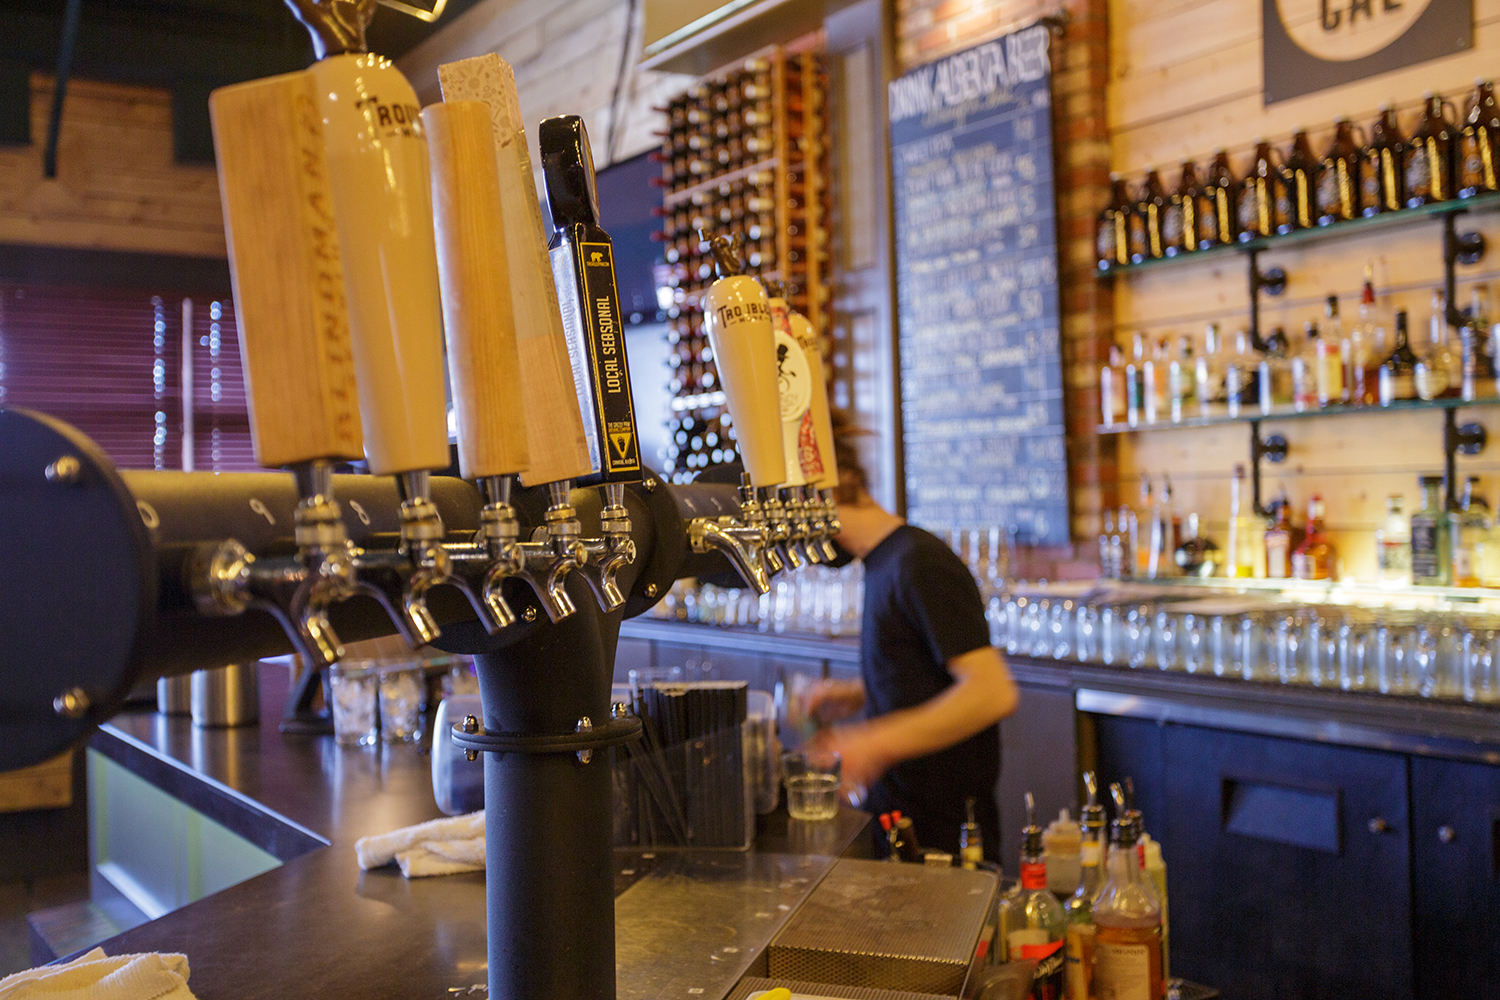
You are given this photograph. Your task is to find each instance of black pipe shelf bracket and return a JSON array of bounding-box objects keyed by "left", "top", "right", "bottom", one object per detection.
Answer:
[
  {"left": 1245, "top": 247, "right": 1288, "bottom": 354},
  {"left": 1444, "top": 407, "right": 1488, "bottom": 510},
  {"left": 1442, "top": 209, "right": 1487, "bottom": 329},
  {"left": 1248, "top": 419, "right": 1289, "bottom": 518}
]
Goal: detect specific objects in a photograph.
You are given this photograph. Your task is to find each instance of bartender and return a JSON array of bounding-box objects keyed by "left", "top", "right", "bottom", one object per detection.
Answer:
[{"left": 806, "top": 412, "right": 1018, "bottom": 860}]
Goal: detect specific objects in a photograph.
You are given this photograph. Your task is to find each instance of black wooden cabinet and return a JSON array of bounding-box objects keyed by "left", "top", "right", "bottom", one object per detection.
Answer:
[
  {"left": 1411, "top": 756, "right": 1500, "bottom": 1000},
  {"left": 1161, "top": 725, "right": 1412, "bottom": 1000}
]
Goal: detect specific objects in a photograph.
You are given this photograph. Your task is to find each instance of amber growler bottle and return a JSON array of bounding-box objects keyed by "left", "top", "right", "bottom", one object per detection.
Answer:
[
  {"left": 1283, "top": 129, "right": 1318, "bottom": 231},
  {"left": 1202, "top": 149, "right": 1238, "bottom": 247},
  {"left": 1137, "top": 168, "right": 1169, "bottom": 260},
  {"left": 1362, "top": 104, "right": 1406, "bottom": 215},
  {"left": 1459, "top": 79, "right": 1500, "bottom": 198},
  {"left": 1097, "top": 173, "right": 1132, "bottom": 270},
  {"left": 1239, "top": 139, "right": 1286, "bottom": 241},
  {"left": 1318, "top": 117, "right": 1363, "bottom": 224},
  {"left": 1406, "top": 92, "right": 1458, "bottom": 207},
  {"left": 1164, "top": 160, "right": 1198, "bottom": 257}
]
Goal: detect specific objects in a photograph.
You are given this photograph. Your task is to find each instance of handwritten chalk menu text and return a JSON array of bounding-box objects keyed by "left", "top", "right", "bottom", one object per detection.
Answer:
[{"left": 889, "top": 24, "right": 1068, "bottom": 546}]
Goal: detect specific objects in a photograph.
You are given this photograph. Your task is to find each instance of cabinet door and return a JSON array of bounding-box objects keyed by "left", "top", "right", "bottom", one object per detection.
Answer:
[
  {"left": 1412, "top": 756, "right": 1500, "bottom": 1000},
  {"left": 1163, "top": 725, "right": 1412, "bottom": 1000}
]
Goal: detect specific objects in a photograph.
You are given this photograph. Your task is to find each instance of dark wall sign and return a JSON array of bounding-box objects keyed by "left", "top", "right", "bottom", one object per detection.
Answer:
[
  {"left": 1264, "top": 0, "right": 1472, "bottom": 104},
  {"left": 888, "top": 24, "right": 1068, "bottom": 546}
]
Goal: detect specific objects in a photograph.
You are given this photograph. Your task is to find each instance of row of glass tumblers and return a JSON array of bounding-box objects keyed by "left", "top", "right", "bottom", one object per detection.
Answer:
[{"left": 988, "top": 595, "right": 1500, "bottom": 704}]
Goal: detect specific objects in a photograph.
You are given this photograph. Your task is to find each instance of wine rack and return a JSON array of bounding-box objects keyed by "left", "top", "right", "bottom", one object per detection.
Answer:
[{"left": 654, "top": 45, "right": 832, "bottom": 484}]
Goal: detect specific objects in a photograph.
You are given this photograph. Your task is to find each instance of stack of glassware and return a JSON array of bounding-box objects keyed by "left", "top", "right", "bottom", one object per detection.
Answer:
[
  {"left": 989, "top": 584, "right": 1500, "bottom": 704},
  {"left": 646, "top": 562, "right": 865, "bottom": 637}
]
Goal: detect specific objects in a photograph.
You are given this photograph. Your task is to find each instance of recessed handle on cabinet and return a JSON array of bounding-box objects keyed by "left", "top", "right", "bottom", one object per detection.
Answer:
[
  {"left": 1438, "top": 825, "right": 1456, "bottom": 844},
  {"left": 1368, "top": 817, "right": 1390, "bottom": 835}
]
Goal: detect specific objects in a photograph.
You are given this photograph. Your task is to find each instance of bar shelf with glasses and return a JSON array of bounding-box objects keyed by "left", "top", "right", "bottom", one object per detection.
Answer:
[{"left": 991, "top": 580, "right": 1500, "bottom": 704}]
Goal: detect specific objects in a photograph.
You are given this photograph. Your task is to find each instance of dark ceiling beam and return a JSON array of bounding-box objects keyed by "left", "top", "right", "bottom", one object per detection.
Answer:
[{"left": 42, "top": 0, "right": 82, "bottom": 179}]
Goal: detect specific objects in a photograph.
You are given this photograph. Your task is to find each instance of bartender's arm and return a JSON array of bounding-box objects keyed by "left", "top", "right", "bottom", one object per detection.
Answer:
[{"left": 808, "top": 647, "right": 1018, "bottom": 789}]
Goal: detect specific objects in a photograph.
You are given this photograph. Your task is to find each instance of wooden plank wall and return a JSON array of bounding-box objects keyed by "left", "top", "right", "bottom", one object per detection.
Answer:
[
  {"left": 0, "top": 75, "right": 226, "bottom": 258},
  {"left": 1109, "top": 0, "right": 1500, "bottom": 577}
]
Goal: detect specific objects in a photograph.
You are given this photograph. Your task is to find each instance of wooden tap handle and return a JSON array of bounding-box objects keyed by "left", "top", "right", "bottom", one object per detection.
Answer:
[
  {"left": 209, "top": 71, "right": 362, "bottom": 469},
  {"left": 702, "top": 275, "right": 785, "bottom": 488},
  {"left": 423, "top": 101, "right": 529, "bottom": 481},
  {"left": 437, "top": 55, "right": 594, "bottom": 487},
  {"left": 790, "top": 309, "right": 839, "bottom": 489}
]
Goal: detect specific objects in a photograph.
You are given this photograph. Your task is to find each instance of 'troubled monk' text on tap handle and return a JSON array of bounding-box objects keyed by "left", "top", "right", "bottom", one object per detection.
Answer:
[
  {"left": 438, "top": 54, "right": 595, "bottom": 622},
  {"left": 291, "top": 0, "right": 493, "bottom": 645},
  {"left": 200, "top": 68, "right": 365, "bottom": 669},
  {"left": 540, "top": 114, "right": 642, "bottom": 612},
  {"left": 787, "top": 302, "right": 841, "bottom": 561},
  {"left": 422, "top": 100, "right": 532, "bottom": 631}
]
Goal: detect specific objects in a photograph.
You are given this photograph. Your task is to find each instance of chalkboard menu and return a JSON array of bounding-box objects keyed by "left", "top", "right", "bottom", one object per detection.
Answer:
[{"left": 888, "top": 24, "right": 1068, "bottom": 546}]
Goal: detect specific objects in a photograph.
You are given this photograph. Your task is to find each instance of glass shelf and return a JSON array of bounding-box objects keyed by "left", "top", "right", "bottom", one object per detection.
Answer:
[
  {"left": 1096, "top": 395, "right": 1500, "bottom": 435},
  {"left": 1095, "top": 189, "right": 1500, "bottom": 278}
]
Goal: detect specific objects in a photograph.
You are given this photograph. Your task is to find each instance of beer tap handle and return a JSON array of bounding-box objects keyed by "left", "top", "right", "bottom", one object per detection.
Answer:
[
  {"left": 206, "top": 70, "right": 366, "bottom": 667},
  {"left": 438, "top": 55, "right": 594, "bottom": 488},
  {"left": 424, "top": 100, "right": 531, "bottom": 630},
  {"left": 788, "top": 306, "right": 842, "bottom": 560}
]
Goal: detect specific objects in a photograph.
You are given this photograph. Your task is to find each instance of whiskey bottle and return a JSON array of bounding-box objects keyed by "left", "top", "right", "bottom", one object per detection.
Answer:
[
  {"left": 1173, "top": 512, "right": 1220, "bottom": 577},
  {"left": 1378, "top": 309, "right": 1420, "bottom": 405},
  {"left": 1406, "top": 92, "right": 1458, "bottom": 207},
  {"left": 1227, "top": 464, "right": 1259, "bottom": 578},
  {"left": 1283, "top": 129, "right": 1318, "bottom": 231},
  {"left": 1451, "top": 475, "right": 1488, "bottom": 588},
  {"left": 1459, "top": 79, "right": 1500, "bottom": 198},
  {"left": 1097, "top": 173, "right": 1132, "bottom": 270},
  {"left": 1362, "top": 104, "right": 1406, "bottom": 215},
  {"left": 1203, "top": 149, "right": 1238, "bottom": 247},
  {"left": 1376, "top": 495, "right": 1411, "bottom": 586},
  {"left": 1317, "top": 296, "right": 1347, "bottom": 406},
  {"left": 1165, "top": 160, "right": 1198, "bottom": 256},
  {"left": 1291, "top": 495, "right": 1335, "bottom": 580},
  {"left": 1263, "top": 495, "right": 1299, "bottom": 580},
  {"left": 1090, "top": 814, "right": 1163, "bottom": 1000},
  {"left": 1318, "top": 117, "right": 1363, "bottom": 224}
]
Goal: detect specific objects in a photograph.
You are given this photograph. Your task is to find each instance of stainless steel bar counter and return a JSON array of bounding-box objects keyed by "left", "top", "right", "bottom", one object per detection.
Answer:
[{"left": 77, "top": 666, "right": 872, "bottom": 1000}]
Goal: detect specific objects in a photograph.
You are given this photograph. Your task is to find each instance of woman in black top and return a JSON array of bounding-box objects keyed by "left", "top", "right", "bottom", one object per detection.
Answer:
[{"left": 807, "top": 416, "right": 1019, "bottom": 859}]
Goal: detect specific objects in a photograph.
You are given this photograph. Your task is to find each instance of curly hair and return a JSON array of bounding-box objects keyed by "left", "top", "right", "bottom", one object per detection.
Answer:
[{"left": 828, "top": 408, "right": 871, "bottom": 503}]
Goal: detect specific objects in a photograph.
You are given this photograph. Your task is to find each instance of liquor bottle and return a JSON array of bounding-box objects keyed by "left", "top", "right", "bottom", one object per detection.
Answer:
[
  {"left": 1196, "top": 323, "right": 1225, "bottom": 418},
  {"left": 1283, "top": 129, "right": 1318, "bottom": 231},
  {"left": 1378, "top": 309, "right": 1420, "bottom": 405},
  {"left": 1125, "top": 334, "right": 1144, "bottom": 428},
  {"left": 1411, "top": 475, "right": 1452, "bottom": 586},
  {"left": 1137, "top": 169, "right": 1168, "bottom": 260},
  {"left": 1002, "top": 793, "right": 1066, "bottom": 988},
  {"left": 1291, "top": 495, "right": 1335, "bottom": 580},
  {"left": 1318, "top": 117, "right": 1363, "bottom": 224},
  {"left": 1258, "top": 328, "right": 1293, "bottom": 414},
  {"left": 1318, "top": 296, "right": 1347, "bottom": 406},
  {"left": 1101, "top": 344, "right": 1126, "bottom": 427},
  {"left": 1460, "top": 284, "right": 1496, "bottom": 400},
  {"left": 1406, "top": 92, "right": 1458, "bottom": 207},
  {"left": 1142, "top": 338, "right": 1167, "bottom": 424},
  {"left": 1264, "top": 494, "right": 1299, "bottom": 580},
  {"left": 1362, "top": 104, "right": 1406, "bottom": 215},
  {"left": 958, "top": 796, "right": 984, "bottom": 870},
  {"left": 1227, "top": 464, "right": 1259, "bottom": 578},
  {"left": 1452, "top": 476, "right": 1488, "bottom": 587},
  {"left": 1136, "top": 473, "right": 1156, "bottom": 578},
  {"left": 1064, "top": 774, "right": 1106, "bottom": 1000},
  {"left": 1202, "top": 149, "right": 1238, "bottom": 248},
  {"left": 1416, "top": 290, "right": 1458, "bottom": 400},
  {"left": 1291, "top": 322, "right": 1319, "bottom": 412},
  {"left": 1168, "top": 336, "right": 1194, "bottom": 423},
  {"left": 1376, "top": 495, "right": 1411, "bottom": 586},
  {"left": 1164, "top": 160, "right": 1198, "bottom": 257},
  {"left": 1224, "top": 329, "right": 1252, "bottom": 418},
  {"left": 1090, "top": 816, "right": 1163, "bottom": 1000},
  {"left": 1173, "top": 512, "right": 1220, "bottom": 577},
  {"left": 1459, "top": 79, "right": 1500, "bottom": 198},
  {"left": 1239, "top": 138, "right": 1286, "bottom": 241},
  {"left": 1349, "top": 265, "right": 1377, "bottom": 406},
  {"left": 1158, "top": 475, "right": 1181, "bottom": 575},
  {"left": 1098, "top": 174, "right": 1132, "bottom": 270}
]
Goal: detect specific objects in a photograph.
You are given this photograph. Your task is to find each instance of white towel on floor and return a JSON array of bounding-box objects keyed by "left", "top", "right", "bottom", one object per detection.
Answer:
[
  {"left": 0, "top": 948, "right": 196, "bottom": 1000},
  {"left": 354, "top": 811, "right": 485, "bottom": 877}
]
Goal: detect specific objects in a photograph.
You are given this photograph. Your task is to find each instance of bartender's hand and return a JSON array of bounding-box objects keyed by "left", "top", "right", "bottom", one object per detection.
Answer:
[
  {"left": 804, "top": 677, "right": 866, "bottom": 726},
  {"left": 807, "top": 722, "right": 890, "bottom": 795}
]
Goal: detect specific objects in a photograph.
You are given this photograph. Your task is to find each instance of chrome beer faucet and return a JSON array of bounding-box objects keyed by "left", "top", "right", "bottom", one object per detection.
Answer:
[{"left": 576, "top": 482, "right": 636, "bottom": 612}]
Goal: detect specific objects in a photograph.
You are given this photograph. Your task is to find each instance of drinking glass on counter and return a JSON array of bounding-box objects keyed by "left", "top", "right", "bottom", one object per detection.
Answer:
[
  {"left": 782, "top": 748, "right": 842, "bottom": 821},
  {"left": 330, "top": 661, "right": 379, "bottom": 747},
  {"left": 377, "top": 661, "right": 426, "bottom": 743}
]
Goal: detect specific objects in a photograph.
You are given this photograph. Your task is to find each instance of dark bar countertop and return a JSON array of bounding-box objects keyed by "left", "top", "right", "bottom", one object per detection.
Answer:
[{"left": 85, "top": 666, "right": 871, "bottom": 1000}]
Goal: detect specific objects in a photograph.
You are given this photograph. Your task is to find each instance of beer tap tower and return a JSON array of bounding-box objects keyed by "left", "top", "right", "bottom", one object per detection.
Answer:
[{"left": 0, "top": 11, "right": 843, "bottom": 1000}]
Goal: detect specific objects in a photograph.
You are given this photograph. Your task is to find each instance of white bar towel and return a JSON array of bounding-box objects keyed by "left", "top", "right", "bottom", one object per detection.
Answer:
[
  {"left": 354, "top": 811, "right": 485, "bottom": 877},
  {"left": 0, "top": 948, "right": 196, "bottom": 1000}
]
